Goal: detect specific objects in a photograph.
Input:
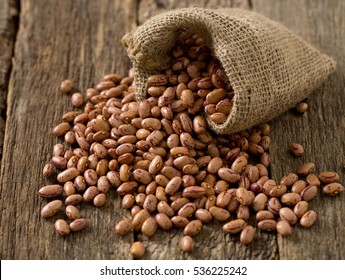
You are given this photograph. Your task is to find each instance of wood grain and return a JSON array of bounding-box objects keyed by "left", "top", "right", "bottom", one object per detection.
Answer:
[
  {"left": 0, "top": 0, "right": 18, "bottom": 164},
  {"left": 138, "top": 0, "right": 250, "bottom": 24},
  {"left": 0, "top": 0, "right": 344, "bottom": 260},
  {"left": 0, "top": 0, "right": 137, "bottom": 260},
  {"left": 252, "top": 0, "right": 345, "bottom": 259}
]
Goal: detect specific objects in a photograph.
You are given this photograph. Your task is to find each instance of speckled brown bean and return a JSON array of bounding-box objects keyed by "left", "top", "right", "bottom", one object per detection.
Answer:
[
  {"left": 97, "top": 176, "right": 110, "bottom": 193},
  {"left": 133, "top": 169, "right": 151, "bottom": 184},
  {"left": 143, "top": 194, "right": 158, "bottom": 213},
  {"left": 178, "top": 202, "right": 196, "bottom": 218},
  {"left": 60, "top": 79, "right": 74, "bottom": 93},
  {"left": 209, "top": 206, "right": 230, "bottom": 222},
  {"left": 83, "top": 186, "right": 99, "bottom": 202},
  {"left": 223, "top": 219, "right": 246, "bottom": 234},
  {"left": 92, "top": 143, "right": 108, "bottom": 159},
  {"left": 258, "top": 219, "right": 277, "bottom": 231},
  {"left": 280, "top": 193, "right": 302, "bottom": 206},
  {"left": 65, "top": 205, "right": 80, "bottom": 220},
  {"left": 170, "top": 197, "right": 189, "bottom": 212},
  {"left": 115, "top": 218, "right": 132, "bottom": 235},
  {"left": 122, "top": 194, "right": 135, "bottom": 209},
  {"left": 269, "top": 185, "right": 287, "bottom": 197},
  {"left": 205, "top": 195, "right": 216, "bottom": 210},
  {"left": 148, "top": 74, "right": 168, "bottom": 86},
  {"left": 132, "top": 209, "right": 150, "bottom": 231},
  {"left": 214, "top": 180, "right": 229, "bottom": 194},
  {"left": 71, "top": 93, "right": 83, "bottom": 107},
  {"left": 94, "top": 193, "right": 107, "bottom": 207},
  {"left": 180, "top": 236, "right": 194, "bottom": 252},
  {"left": 155, "top": 213, "right": 173, "bottom": 230},
  {"left": 106, "top": 171, "right": 121, "bottom": 187},
  {"left": 279, "top": 207, "right": 298, "bottom": 225},
  {"left": 216, "top": 191, "right": 231, "bottom": 208},
  {"left": 289, "top": 143, "right": 304, "bottom": 157},
  {"left": 183, "top": 220, "right": 203, "bottom": 236},
  {"left": 141, "top": 118, "right": 161, "bottom": 131},
  {"left": 280, "top": 173, "right": 298, "bottom": 186},
  {"left": 291, "top": 180, "right": 307, "bottom": 194},
  {"left": 117, "top": 181, "right": 138, "bottom": 196},
  {"left": 96, "top": 159, "right": 109, "bottom": 176},
  {"left": 41, "top": 200, "right": 63, "bottom": 218},
  {"left": 63, "top": 181, "right": 75, "bottom": 196},
  {"left": 218, "top": 168, "right": 241, "bottom": 183},
  {"left": 295, "top": 102, "right": 308, "bottom": 113},
  {"left": 237, "top": 205, "right": 250, "bottom": 220},
  {"left": 74, "top": 176, "right": 86, "bottom": 192},
  {"left": 141, "top": 217, "right": 158, "bottom": 237},
  {"left": 206, "top": 157, "right": 223, "bottom": 174},
  {"left": 231, "top": 156, "right": 248, "bottom": 174},
  {"left": 54, "top": 219, "right": 70, "bottom": 237},
  {"left": 42, "top": 163, "right": 56, "bottom": 177},
  {"left": 62, "top": 111, "right": 79, "bottom": 122},
  {"left": 53, "top": 122, "right": 71, "bottom": 137},
  {"left": 84, "top": 169, "right": 98, "bottom": 185},
  {"left": 322, "top": 183, "right": 345, "bottom": 196},
  {"left": 157, "top": 201, "right": 174, "bottom": 217},
  {"left": 300, "top": 185, "right": 318, "bottom": 201},
  {"left": 259, "top": 149, "right": 271, "bottom": 164},
  {"left": 179, "top": 132, "right": 195, "bottom": 149},
  {"left": 300, "top": 210, "right": 318, "bottom": 228},
  {"left": 155, "top": 186, "right": 168, "bottom": 201},
  {"left": 69, "top": 218, "right": 89, "bottom": 232},
  {"left": 194, "top": 209, "right": 212, "bottom": 223},
  {"left": 236, "top": 188, "right": 252, "bottom": 206},
  {"left": 182, "top": 186, "right": 206, "bottom": 198},
  {"left": 130, "top": 241, "right": 145, "bottom": 259},
  {"left": 57, "top": 167, "right": 80, "bottom": 183},
  {"left": 119, "top": 164, "right": 131, "bottom": 182},
  {"left": 306, "top": 174, "right": 321, "bottom": 187},
  {"left": 148, "top": 155, "right": 163, "bottom": 175},
  {"left": 297, "top": 162, "right": 316, "bottom": 176},
  {"left": 193, "top": 116, "right": 207, "bottom": 134},
  {"left": 240, "top": 225, "right": 255, "bottom": 245},
  {"left": 139, "top": 100, "right": 151, "bottom": 119},
  {"left": 252, "top": 193, "right": 268, "bottom": 212},
  {"left": 318, "top": 171, "right": 340, "bottom": 184},
  {"left": 276, "top": 220, "right": 292, "bottom": 236},
  {"left": 51, "top": 156, "right": 67, "bottom": 169},
  {"left": 38, "top": 185, "right": 63, "bottom": 198},
  {"left": 77, "top": 156, "right": 88, "bottom": 173},
  {"left": 248, "top": 166, "right": 260, "bottom": 183},
  {"left": 256, "top": 210, "right": 275, "bottom": 221},
  {"left": 267, "top": 197, "right": 281, "bottom": 215},
  {"left": 75, "top": 131, "right": 90, "bottom": 151},
  {"left": 262, "top": 179, "right": 276, "bottom": 196},
  {"left": 293, "top": 201, "right": 309, "bottom": 218},
  {"left": 65, "top": 194, "right": 83, "bottom": 205},
  {"left": 171, "top": 216, "right": 188, "bottom": 228}
]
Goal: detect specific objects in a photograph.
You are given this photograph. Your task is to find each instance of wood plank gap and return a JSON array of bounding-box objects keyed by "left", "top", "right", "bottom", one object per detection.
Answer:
[{"left": 0, "top": 0, "right": 20, "bottom": 168}]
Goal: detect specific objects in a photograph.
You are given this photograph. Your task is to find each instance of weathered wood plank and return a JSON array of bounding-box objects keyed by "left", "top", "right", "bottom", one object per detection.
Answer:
[
  {"left": 0, "top": 0, "right": 137, "bottom": 259},
  {"left": 137, "top": 0, "right": 278, "bottom": 260},
  {"left": 1, "top": 0, "right": 343, "bottom": 260},
  {"left": 138, "top": 0, "right": 250, "bottom": 24},
  {"left": 0, "top": 0, "right": 18, "bottom": 165},
  {"left": 252, "top": 0, "right": 345, "bottom": 259}
]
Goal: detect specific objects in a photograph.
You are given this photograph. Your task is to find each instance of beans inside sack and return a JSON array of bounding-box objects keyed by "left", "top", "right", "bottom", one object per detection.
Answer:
[{"left": 39, "top": 33, "right": 344, "bottom": 258}]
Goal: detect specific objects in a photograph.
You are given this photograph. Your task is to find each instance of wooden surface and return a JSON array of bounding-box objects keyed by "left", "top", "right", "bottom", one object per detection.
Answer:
[{"left": 0, "top": 0, "right": 344, "bottom": 260}]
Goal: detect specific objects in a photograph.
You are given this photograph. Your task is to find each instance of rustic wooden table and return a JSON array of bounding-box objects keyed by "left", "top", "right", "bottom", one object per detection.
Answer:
[{"left": 0, "top": 0, "right": 344, "bottom": 260}]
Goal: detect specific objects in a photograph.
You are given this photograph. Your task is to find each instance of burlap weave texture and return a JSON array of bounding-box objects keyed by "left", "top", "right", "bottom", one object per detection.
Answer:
[{"left": 122, "top": 8, "right": 335, "bottom": 134}]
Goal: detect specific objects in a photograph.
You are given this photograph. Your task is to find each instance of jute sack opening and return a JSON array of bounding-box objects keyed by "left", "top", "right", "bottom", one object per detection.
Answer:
[{"left": 122, "top": 8, "right": 335, "bottom": 134}]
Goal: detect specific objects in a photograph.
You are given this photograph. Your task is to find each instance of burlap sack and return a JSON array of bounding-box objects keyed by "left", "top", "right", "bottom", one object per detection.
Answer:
[{"left": 122, "top": 8, "right": 335, "bottom": 134}]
